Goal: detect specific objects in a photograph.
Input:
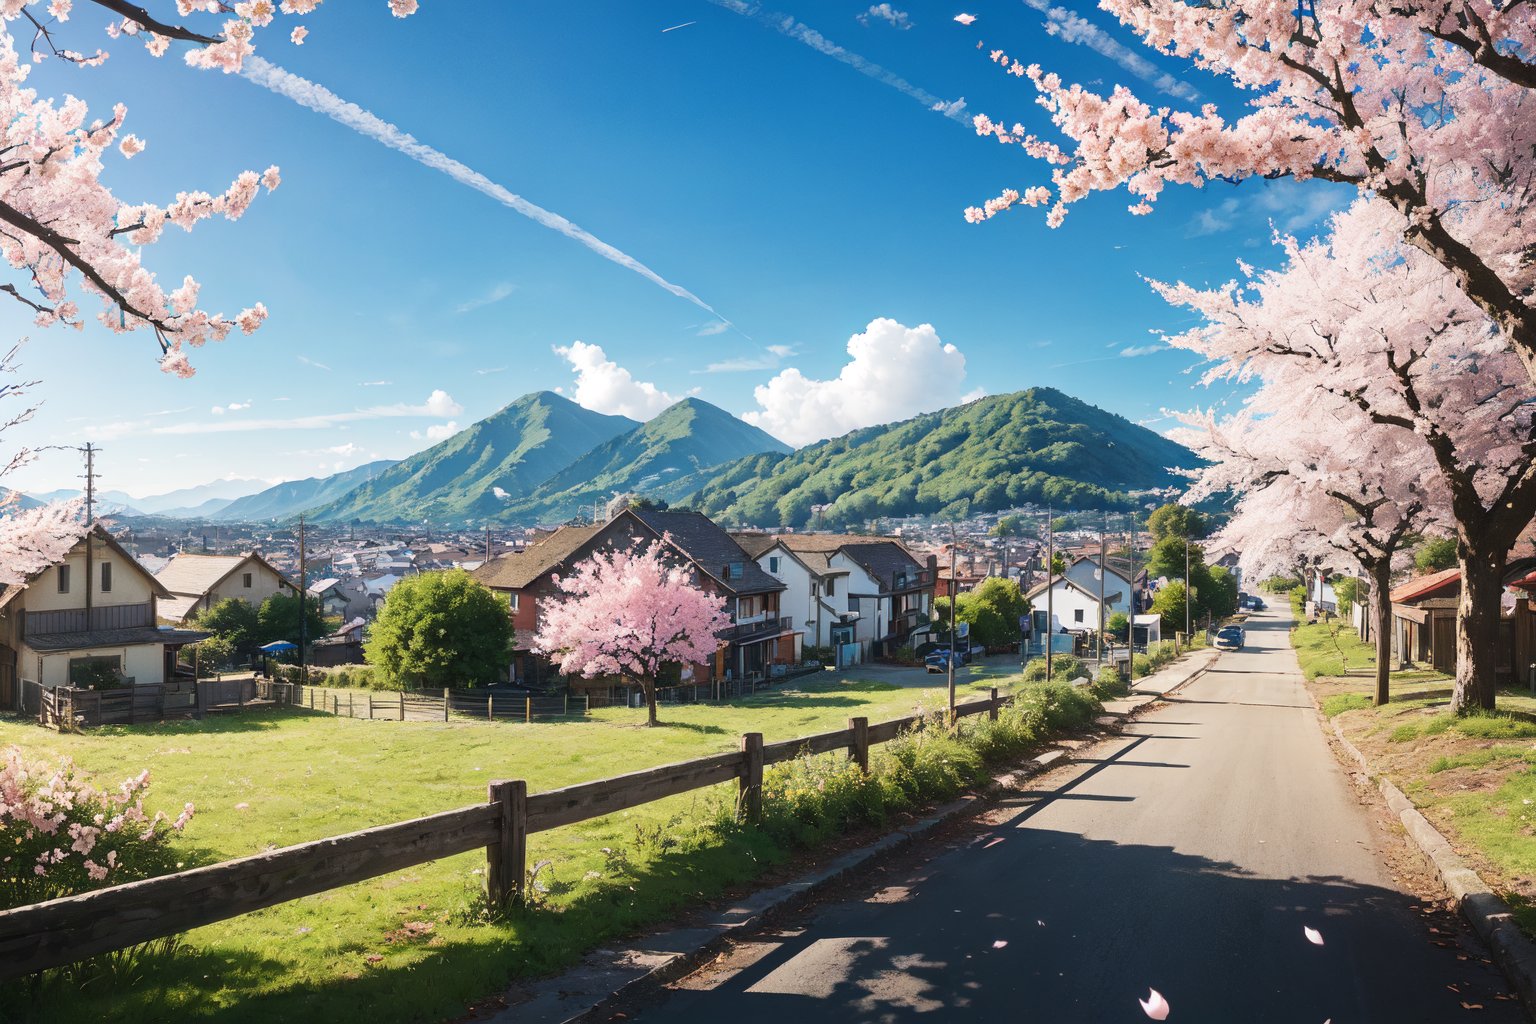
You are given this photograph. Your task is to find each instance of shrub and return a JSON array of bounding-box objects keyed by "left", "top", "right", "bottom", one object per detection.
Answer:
[
  {"left": 0, "top": 747, "right": 193, "bottom": 909},
  {"left": 1021, "top": 655, "right": 1086, "bottom": 683},
  {"left": 1093, "top": 665, "right": 1128, "bottom": 698}
]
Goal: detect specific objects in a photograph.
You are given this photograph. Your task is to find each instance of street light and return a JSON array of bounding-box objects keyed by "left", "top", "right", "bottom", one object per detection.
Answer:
[{"left": 947, "top": 522, "right": 958, "bottom": 728}]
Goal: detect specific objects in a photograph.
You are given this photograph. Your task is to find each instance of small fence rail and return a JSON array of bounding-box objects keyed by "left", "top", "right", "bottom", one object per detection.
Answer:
[
  {"left": 257, "top": 681, "right": 589, "bottom": 722},
  {"left": 0, "top": 686, "right": 1013, "bottom": 980}
]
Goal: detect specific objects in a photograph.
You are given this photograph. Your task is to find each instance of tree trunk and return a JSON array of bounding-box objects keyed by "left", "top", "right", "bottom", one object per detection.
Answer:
[
  {"left": 642, "top": 677, "right": 660, "bottom": 727},
  {"left": 1369, "top": 560, "right": 1392, "bottom": 707},
  {"left": 1453, "top": 543, "right": 1507, "bottom": 714}
]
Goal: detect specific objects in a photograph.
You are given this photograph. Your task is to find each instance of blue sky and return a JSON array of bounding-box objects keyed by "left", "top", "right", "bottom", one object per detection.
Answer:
[{"left": 3, "top": 1, "right": 1351, "bottom": 498}]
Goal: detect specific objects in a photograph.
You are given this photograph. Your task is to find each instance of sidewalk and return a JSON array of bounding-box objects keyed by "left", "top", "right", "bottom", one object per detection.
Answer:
[{"left": 1099, "top": 645, "right": 1222, "bottom": 719}]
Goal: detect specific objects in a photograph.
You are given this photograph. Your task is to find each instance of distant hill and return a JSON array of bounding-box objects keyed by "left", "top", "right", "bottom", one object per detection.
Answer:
[
  {"left": 496, "top": 397, "right": 791, "bottom": 523},
  {"left": 156, "top": 497, "right": 234, "bottom": 519},
  {"left": 308, "top": 392, "right": 639, "bottom": 524},
  {"left": 682, "top": 388, "right": 1199, "bottom": 528},
  {"left": 212, "top": 460, "right": 398, "bottom": 522},
  {"left": 3, "top": 490, "right": 43, "bottom": 511},
  {"left": 100, "top": 478, "right": 269, "bottom": 516}
]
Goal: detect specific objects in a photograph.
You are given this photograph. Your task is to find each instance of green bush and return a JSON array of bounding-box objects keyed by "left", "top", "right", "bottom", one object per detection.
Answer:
[
  {"left": 1021, "top": 655, "right": 1086, "bottom": 683},
  {"left": 1093, "top": 665, "right": 1128, "bottom": 698}
]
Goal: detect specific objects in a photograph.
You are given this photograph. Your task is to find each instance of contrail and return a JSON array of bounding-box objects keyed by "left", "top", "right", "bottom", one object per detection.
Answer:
[
  {"left": 662, "top": 20, "right": 698, "bottom": 32},
  {"left": 239, "top": 56, "right": 727, "bottom": 319},
  {"left": 705, "top": 0, "right": 970, "bottom": 123},
  {"left": 1017, "top": 0, "right": 1199, "bottom": 102}
]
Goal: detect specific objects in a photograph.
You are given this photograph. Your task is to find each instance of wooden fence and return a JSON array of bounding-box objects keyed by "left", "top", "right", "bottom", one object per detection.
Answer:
[
  {"left": 0, "top": 686, "right": 1011, "bottom": 980},
  {"left": 257, "top": 681, "right": 589, "bottom": 722}
]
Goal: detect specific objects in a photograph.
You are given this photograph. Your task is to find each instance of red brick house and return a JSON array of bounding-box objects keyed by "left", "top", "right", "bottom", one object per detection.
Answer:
[{"left": 472, "top": 508, "right": 797, "bottom": 692}]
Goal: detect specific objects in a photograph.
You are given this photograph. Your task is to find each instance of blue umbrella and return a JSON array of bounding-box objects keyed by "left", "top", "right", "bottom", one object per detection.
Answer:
[{"left": 259, "top": 641, "right": 297, "bottom": 653}]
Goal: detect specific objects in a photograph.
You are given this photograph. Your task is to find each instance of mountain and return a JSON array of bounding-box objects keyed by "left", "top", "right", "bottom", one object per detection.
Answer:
[
  {"left": 496, "top": 397, "right": 791, "bottom": 522},
  {"left": 99, "top": 478, "right": 270, "bottom": 516},
  {"left": 212, "top": 460, "right": 398, "bottom": 523},
  {"left": 3, "top": 490, "right": 43, "bottom": 511},
  {"left": 681, "top": 388, "right": 1200, "bottom": 528},
  {"left": 308, "top": 392, "right": 639, "bottom": 524},
  {"left": 156, "top": 497, "right": 235, "bottom": 519}
]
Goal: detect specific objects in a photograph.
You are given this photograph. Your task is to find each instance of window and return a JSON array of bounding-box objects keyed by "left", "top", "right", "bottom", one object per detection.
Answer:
[
  {"left": 728, "top": 561, "right": 744, "bottom": 580},
  {"left": 509, "top": 592, "right": 520, "bottom": 614},
  {"left": 69, "top": 655, "right": 120, "bottom": 688},
  {"left": 242, "top": 572, "right": 253, "bottom": 588},
  {"left": 826, "top": 578, "right": 836, "bottom": 596},
  {"left": 1074, "top": 609, "right": 1085, "bottom": 623},
  {"left": 57, "top": 565, "right": 70, "bottom": 594},
  {"left": 100, "top": 562, "right": 112, "bottom": 593},
  {"left": 768, "top": 556, "right": 780, "bottom": 574},
  {"left": 848, "top": 595, "right": 860, "bottom": 612}
]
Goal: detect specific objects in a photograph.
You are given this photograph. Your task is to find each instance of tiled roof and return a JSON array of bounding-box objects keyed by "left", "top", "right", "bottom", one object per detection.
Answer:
[
  {"left": 472, "top": 524, "right": 601, "bottom": 591},
  {"left": 27, "top": 625, "right": 209, "bottom": 652},
  {"left": 839, "top": 542, "right": 924, "bottom": 592},
  {"left": 1390, "top": 567, "right": 1461, "bottom": 604},
  {"left": 153, "top": 552, "right": 293, "bottom": 598},
  {"left": 630, "top": 510, "right": 784, "bottom": 595}
]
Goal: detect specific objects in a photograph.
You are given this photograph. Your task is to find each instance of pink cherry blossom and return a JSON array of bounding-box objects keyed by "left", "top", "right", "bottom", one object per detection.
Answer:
[
  {"left": 290, "top": 24, "right": 307, "bottom": 45},
  {"left": 954, "top": 13, "right": 976, "bottom": 25},
  {"left": 533, "top": 537, "right": 732, "bottom": 727},
  {"left": 1139, "top": 988, "right": 1170, "bottom": 1020}
]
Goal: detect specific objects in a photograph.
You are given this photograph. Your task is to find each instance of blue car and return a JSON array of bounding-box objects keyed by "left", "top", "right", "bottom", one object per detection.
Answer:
[
  {"left": 925, "top": 650, "right": 964, "bottom": 673},
  {"left": 1214, "top": 626, "right": 1245, "bottom": 651}
]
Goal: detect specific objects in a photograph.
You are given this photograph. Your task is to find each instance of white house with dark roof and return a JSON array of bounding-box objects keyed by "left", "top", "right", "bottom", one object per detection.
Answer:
[
  {"left": 0, "top": 524, "right": 208, "bottom": 697},
  {"left": 153, "top": 551, "right": 298, "bottom": 623}
]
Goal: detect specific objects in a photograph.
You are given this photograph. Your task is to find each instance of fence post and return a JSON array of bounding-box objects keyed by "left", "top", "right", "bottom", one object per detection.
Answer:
[
  {"left": 486, "top": 779, "right": 527, "bottom": 907},
  {"left": 563, "top": 692, "right": 569, "bottom": 716},
  {"left": 348, "top": 692, "right": 354, "bottom": 718},
  {"left": 848, "top": 716, "right": 869, "bottom": 774},
  {"left": 398, "top": 691, "right": 405, "bottom": 721},
  {"left": 525, "top": 697, "right": 532, "bottom": 724},
  {"left": 740, "top": 732, "right": 764, "bottom": 824},
  {"left": 989, "top": 686, "right": 1000, "bottom": 722},
  {"left": 488, "top": 695, "right": 493, "bottom": 721},
  {"left": 443, "top": 687, "right": 450, "bottom": 722}
]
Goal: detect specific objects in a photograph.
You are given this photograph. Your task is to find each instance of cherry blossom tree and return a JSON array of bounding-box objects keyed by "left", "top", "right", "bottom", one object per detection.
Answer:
[
  {"left": 0, "top": 344, "right": 84, "bottom": 584},
  {"left": 1162, "top": 200, "right": 1536, "bottom": 712},
  {"left": 533, "top": 540, "right": 731, "bottom": 727},
  {"left": 964, "top": 0, "right": 1536, "bottom": 383},
  {"left": 0, "top": 1, "right": 421, "bottom": 377},
  {"left": 1177, "top": 389, "right": 1444, "bottom": 704}
]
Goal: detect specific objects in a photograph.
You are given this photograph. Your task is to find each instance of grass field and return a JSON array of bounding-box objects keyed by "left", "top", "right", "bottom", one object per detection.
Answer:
[{"left": 0, "top": 670, "right": 1016, "bottom": 1023}]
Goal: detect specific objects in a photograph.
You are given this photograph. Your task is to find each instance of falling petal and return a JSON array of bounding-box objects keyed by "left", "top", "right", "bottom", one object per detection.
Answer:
[
  {"left": 992, "top": 940, "right": 1008, "bottom": 949},
  {"left": 1304, "top": 926, "right": 1324, "bottom": 946},
  {"left": 983, "top": 837, "right": 1005, "bottom": 849},
  {"left": 954, "top": 13, "right": 977, "bottom": 24},
  {"left": 1139, "top": 988, "right": 1170, "bottom": 1020}
]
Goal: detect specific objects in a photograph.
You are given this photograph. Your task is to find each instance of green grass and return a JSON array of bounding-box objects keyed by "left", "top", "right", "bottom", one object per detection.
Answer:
[
  {"left": 0, "top": 669, "right": 1038, "bottom": 1024},
  {"left": 1291, "top": 617, "right": 1380, "bottom": 679},
  {"left": 1387, "top": 710, "right": 1536, "bottom": 744},
  {"left": 1322, "top": 693, "right": 1374, "bottom": 718}
]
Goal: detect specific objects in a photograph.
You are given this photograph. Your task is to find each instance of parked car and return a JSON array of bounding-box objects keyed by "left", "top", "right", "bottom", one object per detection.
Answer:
[
  {"left": 1214, "top": 626, "right": 1245, "bottom": 651},
  {"left": 1241, "top": 596, "right": 1267, "bottom": 611}
]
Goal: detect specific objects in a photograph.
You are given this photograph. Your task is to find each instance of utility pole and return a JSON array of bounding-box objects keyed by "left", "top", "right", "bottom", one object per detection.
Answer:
[
  {"left": 298, "top": 514, "right": 308, "bottom": 683},
  {"left": 1098, "top": 512, "right": 1107, "bottom": 663},
  {"left": 947, "top": 523, "right": 957, "bottom": 726},
  {"left": 1127, "top": 511, "right": 1137, "bottom": 685},
  {"left": 1045, "top": 509, "right": 1055, "bottom": 679},
  {"left": 82, "top": 443, "right": 97, "bottom": 627},
  {"left": 485, "top": 523, "right": 492, "bottom": 563},
  {"left": 1185, "top": 534, "right": 1192, "bottom": 640}
]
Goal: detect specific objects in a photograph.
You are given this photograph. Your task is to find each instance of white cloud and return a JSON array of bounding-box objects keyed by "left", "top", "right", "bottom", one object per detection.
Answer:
[
  {"left": 298, "top": 355, "right": 331, "bottom": 371},
  {"left": 1119, "top": 344, "right": 1164, "bottom": 358},
  {"left": 931, "top": 97, "right": 968, "bottom": 118},
  {"left": 554, "top": 341, "right": 680, "bottom": 420},
  {"left": 858, "top": 4, "right": 911, "bottom": 29},
  {"left": 1023, "top": 0, "right": 1199, "bottom": 102},
  {"left": 696, "top": 320, "right": 731, "bottom": 336},
  {"left": 492, "top": 486, "right": 511, "bottom": 500},
  {"left": 210, "top": 400, "right": 252, "bottom": 415},
  {"left": 358, "top": 380, "right": 392, "bottom": 387},
  {"left": 703, "top": 344, "right": 798, "bottom": 374},
  {"left": 1188, "top": 197, "right": 1240, "bottom": 237},
  {"left": 95, "top": 390, "right": 466, "bottom": 439},
  {"left": 425, "top": 421, "right": 459, "bottom": 441},
  {"left": 326, "top": 442, "right": 363, "bottom": 456},
  {"left": 743, "top": 318, "right": 971, "bottom": 447},
  {"left": 456, "top": 281, "right": 516, "bottom": 314}
]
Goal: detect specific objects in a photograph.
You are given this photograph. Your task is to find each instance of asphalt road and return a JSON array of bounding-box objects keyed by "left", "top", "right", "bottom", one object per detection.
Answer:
[{"left": 629, "top": 609, "right": 1526, "bottom": 1022}]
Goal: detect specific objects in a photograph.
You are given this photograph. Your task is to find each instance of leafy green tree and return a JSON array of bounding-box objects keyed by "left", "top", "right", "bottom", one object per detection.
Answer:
[
  {"left": 1050, "top": 552, "right": 1068, "bottom": 576},
  {"left": 1147, "top": 503, "right": 1207, "bottom": 543},
  {"left": 990, "top": 515, "right": 1025, "bottom": 538},
  {"left": 256, "top": 593, "right": 332, "bottom": 652},
  {"left": 1145, "top": 536, "right": 1201, "bottom": 584},
  {"left": 365, "top": 570, "right": 512, "bottom": 688},
  {"left": 1414, "top": 537, "right": 1457, "bottom": 573},
  {"left": 1333, "top": 576, "right": 1359, "bottom": 617},
  {"left": 1204, "top": 565, "right": 1238, "bottom": 620},
  {"left": 1106, "top": 611, "right": 1130, "bottom": 641},
  {"left": 191, "top": 598, "right": 259, "bottom": 661},
  {"left": 935, "top": 577, "right": 1030, "bottom": 647},
  {"left": 1151, "top": 581, "right": 1192, "bottom": 634}
]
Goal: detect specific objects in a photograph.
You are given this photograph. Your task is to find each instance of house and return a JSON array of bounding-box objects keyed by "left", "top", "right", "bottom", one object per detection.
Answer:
[
  {"left": 153, "top": 551, "right": 298, "bottom": 623},
  {"left": 0, "top": 524, "right": 208, "bottom": 700},
  {"left": 311, "top": 617, "right": 367, "bottom": 667},
  {"left": 1389, "top": 567, "right": 1460, "bottom": 673},
  {"left": 474, "top": 508, "right": 800, "bottom": 689},
  {"left": 307, "top": 577, "right": 372, "bottom": 620},
  {"left": 737, "top": 533, "right": 933, "bottom": 660}
]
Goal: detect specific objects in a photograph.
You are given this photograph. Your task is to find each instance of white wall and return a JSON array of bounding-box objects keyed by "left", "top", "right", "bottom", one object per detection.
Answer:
[
  {"left": 27, "top": 535, "right": 156, "bottom": 613},
  {"left": 830, "top": 552, "right": 886, "bottom": 643},
  {"left": 204, "top": 558, "right": 292, "bottom": 613},
  {"left": 29, "top": 643, "right": 164, "bottom": 687}
]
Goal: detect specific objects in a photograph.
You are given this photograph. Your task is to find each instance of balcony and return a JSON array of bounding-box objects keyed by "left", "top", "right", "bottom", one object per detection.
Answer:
[
  {"left": 890, "top": 570, "right": 931, "bottom": 593},
  {"left": 722, "top": 616, "right": 794, "bottom": 644}
]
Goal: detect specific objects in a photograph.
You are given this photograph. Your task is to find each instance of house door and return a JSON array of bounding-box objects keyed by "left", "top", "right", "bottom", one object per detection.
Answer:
[
  {"left": 0, "top": 644, "right": 13, "bottom": 708},
  {"left": 1431, "top": 616, "right": 1456, "bottom": 674}
]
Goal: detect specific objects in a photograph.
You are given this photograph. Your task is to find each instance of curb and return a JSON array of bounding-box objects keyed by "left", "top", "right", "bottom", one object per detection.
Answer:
[{"left": 1318, "top": 703, "right": 1536, "bottom": 1020}]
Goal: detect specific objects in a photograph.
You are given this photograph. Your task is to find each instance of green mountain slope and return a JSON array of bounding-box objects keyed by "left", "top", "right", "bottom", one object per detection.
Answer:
[
  {"left": 211, "top": 460, "right": 398, "bottom": 523},
  {"left": 683, "top": 388, "right": 1199, "bottom": 528},
  {"left": 308, "top": 393, "right": 638, "bottom": 524},
  {"left": 496, "top": 398, "right": 791, "bottom": 523}
]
